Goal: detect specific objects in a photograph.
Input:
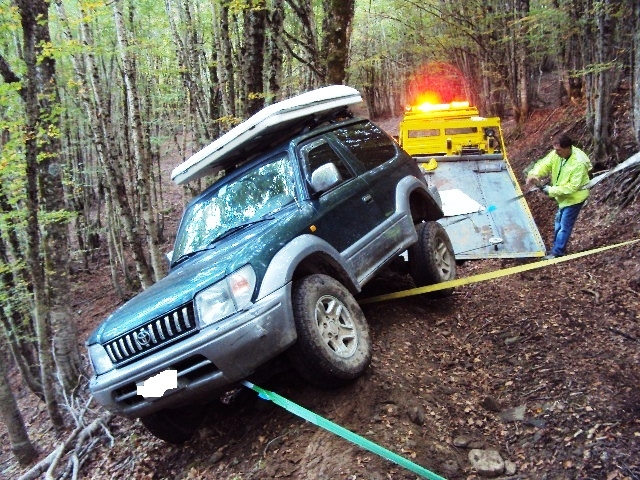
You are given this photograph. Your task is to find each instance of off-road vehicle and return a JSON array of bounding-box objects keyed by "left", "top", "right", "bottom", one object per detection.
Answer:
[{"left": 87, "top": 90, "right": 456, "bottom": 443}]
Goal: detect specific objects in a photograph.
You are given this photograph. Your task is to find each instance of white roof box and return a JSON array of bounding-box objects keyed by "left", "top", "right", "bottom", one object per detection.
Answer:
[{"left": 171, "top": 85, "right": 363, "bottom": 185}]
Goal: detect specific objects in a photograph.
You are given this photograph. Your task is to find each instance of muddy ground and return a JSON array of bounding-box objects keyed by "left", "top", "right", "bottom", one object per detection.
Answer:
[{"left": 2, "top": 102, "right": 640, "bottom": 480}]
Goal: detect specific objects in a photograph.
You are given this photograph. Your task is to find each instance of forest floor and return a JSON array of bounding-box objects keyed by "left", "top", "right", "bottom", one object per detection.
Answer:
[{"left": 2, "top": 96, "right": 640, "bottom": 480}]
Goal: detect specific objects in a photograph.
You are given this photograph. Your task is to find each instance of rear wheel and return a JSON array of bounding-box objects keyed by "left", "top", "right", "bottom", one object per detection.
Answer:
[
  {"left": 287, "top": 274, "right": 372, "bottom": 387},
  {"left": 140, "top": 403, "right": 205, "bottom": 444},
  {"left": 409, "top": 221, "right": 456, "bottom": 294}
]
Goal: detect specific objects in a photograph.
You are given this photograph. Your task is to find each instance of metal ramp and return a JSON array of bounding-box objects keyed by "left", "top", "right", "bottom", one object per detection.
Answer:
[{"left": 420, "top": 155, "right": 546, "bottom": 260}]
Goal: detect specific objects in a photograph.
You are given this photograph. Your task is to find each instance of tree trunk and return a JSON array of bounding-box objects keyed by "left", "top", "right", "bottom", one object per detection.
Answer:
[
  {"left": 0, "top": 348, "right": 36, "bottom": 466},
  {"left": 22, "top": 2, "right": 81, "bottom": 392},
  {"left": 14, "top": 0, "right": 65, "bottom": 429},
  {"left": 0, "top": 312, "right": 43, "bottom": 399},
  {"left": 266, "top": 0, "right": 285, "bottom": 103},
  {"left": 588, "top": 0, "right": 622, "bottom": 161},
  {"left": 321, "top": 0, "right": 355, "bottom": 85},
  {"left": 514, "top": 0, "right": 530, "bottom": 122},
  {"left": 285, "top": 0, "right": 322, "bottom": 87},
  {"left": 214, "top": 1, "right": 236, "bottom": 118},
  {"left": 105, "top": 191, "right": 126, "bottom": 298},
  {"left": 243, "top": 1, "right": 267, "bottom": 116}
]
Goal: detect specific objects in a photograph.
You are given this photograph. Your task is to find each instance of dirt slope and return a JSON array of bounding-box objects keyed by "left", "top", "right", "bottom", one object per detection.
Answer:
[{"left": 3, "top": 101, "right": 640, "bottom": 480}]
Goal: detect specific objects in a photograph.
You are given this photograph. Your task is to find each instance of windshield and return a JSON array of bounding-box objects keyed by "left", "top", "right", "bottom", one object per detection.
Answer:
[{"left": 172, "top": 153, "right": 296, "bottom": 261}]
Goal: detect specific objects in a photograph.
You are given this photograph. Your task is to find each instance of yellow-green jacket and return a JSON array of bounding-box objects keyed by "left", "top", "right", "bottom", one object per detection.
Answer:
[{"left": 528, "top": 146, "right": 592, "bottom": 208}]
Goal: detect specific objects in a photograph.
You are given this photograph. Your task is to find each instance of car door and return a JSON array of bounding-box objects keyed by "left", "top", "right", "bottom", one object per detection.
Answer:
[
  {"left": 330, "top": 121, "right": 426, "bottom": 278},
  {"left": 298, "top": 136, "right": 386, "bottom": 278}
]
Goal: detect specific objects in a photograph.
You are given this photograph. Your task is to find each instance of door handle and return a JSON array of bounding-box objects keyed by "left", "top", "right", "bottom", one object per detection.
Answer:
[{"left": 362, "top": 194, "right": 373, "bottom": 204}]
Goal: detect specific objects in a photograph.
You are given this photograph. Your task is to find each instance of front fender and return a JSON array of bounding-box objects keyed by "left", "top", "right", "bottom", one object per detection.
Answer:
[{"left": 258, "top": 234, "right": 358, "bottom": 300}]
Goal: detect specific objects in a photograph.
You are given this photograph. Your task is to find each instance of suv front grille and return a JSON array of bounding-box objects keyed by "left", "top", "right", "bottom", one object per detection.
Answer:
[
  {"left": 104, "top": 303, "right": 197, "bottom": 365},
  {"left": 113, "top": 355, "right": 220, "bottom": 406}
]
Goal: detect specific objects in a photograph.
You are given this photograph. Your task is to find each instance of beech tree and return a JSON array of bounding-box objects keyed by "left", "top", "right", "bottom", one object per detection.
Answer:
[
  {"left": 321, "top": 0, "right": 355, "bottom": 85},
  {"left": 243, "top": 0, "right": 268, "bottom": 115},
  {"left": 583, "top": 0, "right": 625, "bottom": 160},
  {"left": 0, "top": 345, "right": 36, "bottom": 465},
  {"left": 266, "top": 0, "right": 285, "bottom": 103},
  {"left": 0, "top": 0, "right": 85, "bottom": 431}
]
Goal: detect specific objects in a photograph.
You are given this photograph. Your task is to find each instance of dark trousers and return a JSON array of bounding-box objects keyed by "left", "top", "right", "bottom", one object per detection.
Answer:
[{"left": 551, "top": 201, "right": 584, "bottom": 256}]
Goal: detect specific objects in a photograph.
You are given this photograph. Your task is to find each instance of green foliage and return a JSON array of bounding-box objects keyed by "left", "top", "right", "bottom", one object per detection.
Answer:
[{"left": 0, "top": 86, "right": 26, "bottom": 202}]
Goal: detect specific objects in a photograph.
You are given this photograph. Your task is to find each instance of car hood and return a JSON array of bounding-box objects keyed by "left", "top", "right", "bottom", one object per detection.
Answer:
[{"left": 87, "top": 218, "right": 282, "bottom": 345}]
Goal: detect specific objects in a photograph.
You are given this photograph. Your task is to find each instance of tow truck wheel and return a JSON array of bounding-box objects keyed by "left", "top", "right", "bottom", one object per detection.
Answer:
[
  {"left": 288, "top": 274, "right": 372, "bottom": 387},
  {"left": 140, "top": 403, "right": 204, "bottom": 444},
  {"left": 409, "top": 221, "right": 456, "bottom": 295}
]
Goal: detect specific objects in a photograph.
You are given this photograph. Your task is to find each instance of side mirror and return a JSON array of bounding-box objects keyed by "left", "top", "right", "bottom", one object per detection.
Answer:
[{"left": 310, "top": 163, "right": 342, "bottom": 193}]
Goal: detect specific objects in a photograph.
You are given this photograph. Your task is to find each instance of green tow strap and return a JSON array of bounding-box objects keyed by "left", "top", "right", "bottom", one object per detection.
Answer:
[{"left": 242, "top": 381, "right": 446, "bottom": 480}]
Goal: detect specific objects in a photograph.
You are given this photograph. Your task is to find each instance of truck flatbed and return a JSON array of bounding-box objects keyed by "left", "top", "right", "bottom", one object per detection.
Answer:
[{"left": 399, "top": 103, "right": 545, "bottom": 259}]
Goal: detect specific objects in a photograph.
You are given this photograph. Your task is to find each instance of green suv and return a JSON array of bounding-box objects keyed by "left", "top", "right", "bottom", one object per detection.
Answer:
[{"left": 87, "top": 114, "right": 455, "bottom": 443}]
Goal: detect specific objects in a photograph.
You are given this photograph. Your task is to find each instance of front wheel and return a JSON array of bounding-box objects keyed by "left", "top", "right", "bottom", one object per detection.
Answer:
[
  {"left": 408, "top": 221, "right": 456, "bottom": 295},
  {"left": 287, "top": 274, "right": 372, "bottom": 387},
  {"left": 140, "top": 403, "right": 205, "bottom": 444}
]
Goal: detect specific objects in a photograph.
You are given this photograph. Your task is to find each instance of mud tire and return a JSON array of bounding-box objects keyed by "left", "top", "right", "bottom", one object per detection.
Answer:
[
  {"left": 287, "top": 274, "right": 372, "bottom": 387},
  {"left": 408, "top": 221, "right": 456, "bottom": 295}
]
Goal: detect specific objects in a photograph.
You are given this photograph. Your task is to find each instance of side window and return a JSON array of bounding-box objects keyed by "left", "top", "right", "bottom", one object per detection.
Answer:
[
  {"left": 334, "top": 122, "right": 397, "bottom": 170},
  {"left": 301, "top": 138, "right": 353, "bottom": 185}
]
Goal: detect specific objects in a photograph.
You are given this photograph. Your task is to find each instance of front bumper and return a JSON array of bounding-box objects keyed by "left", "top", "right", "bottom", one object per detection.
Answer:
[{"left": 89, "top": 283, "right": 296, "bottom": 418}]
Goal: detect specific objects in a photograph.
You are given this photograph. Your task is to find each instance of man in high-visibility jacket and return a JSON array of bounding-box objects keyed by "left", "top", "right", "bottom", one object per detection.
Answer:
[{"left": 525, "top": 134, "right": 592, "bottom": 259}]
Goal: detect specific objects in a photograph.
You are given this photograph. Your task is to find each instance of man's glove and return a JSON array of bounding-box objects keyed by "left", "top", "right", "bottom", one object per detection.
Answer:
[
  {"left": 541, "top": 185, "right": 550, "bottom": 196},
  {"left": 525, "top": 175, "right": 539, "bottom": 190}
]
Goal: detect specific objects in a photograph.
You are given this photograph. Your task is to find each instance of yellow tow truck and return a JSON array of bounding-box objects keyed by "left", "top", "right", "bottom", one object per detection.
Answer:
[{"left": 398, "top": 101, "right": 545, "bottom": 259}]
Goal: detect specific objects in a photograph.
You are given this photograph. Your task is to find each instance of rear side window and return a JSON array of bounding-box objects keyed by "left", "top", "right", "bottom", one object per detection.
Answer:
[{"left": 334, "top": 122, "right": 397, "bottom": 170}]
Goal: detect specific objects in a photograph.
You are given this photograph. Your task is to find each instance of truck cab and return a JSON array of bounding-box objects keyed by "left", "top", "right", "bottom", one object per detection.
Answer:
[{"left": 399, "top": 102, "right": 503, "bottom": 158}]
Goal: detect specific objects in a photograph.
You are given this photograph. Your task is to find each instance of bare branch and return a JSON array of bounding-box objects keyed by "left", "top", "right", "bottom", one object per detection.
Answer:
[{"left": 17, "top": 412, "right": 113, "bottom": 480}]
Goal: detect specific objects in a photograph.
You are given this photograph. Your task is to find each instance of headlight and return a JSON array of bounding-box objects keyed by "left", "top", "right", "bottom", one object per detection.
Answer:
[
  {"left": 88, "top": 344, "right": 114, "bottom": 375},
  {"left": 195, "top": 265, "right": 257, "bottom": 327}
]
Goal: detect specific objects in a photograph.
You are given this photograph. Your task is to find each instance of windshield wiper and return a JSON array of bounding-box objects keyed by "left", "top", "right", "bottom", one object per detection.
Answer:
[
  {"left": 209, "top": 217, "right": 275, "bottom": 245},
  {"left": 172, "top": 217, "right": 275, "bottom": 268},
  {"left": 171, "top": 250, "right": 200, "bottom": 268}
]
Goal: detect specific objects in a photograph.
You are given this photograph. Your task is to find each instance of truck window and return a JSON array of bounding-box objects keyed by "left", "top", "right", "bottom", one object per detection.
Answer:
[
  {"left": 445, "top": 127, "right": 478, "bottom": 135},
  {"left": 173, "top": 154, "right": 295, "bottom": 259},
  {"left": 333, "top": 122, "right": 396, "bottom": 170},
  {"left": 408, "top": 129, "right": 440, "bottom": 138}
]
